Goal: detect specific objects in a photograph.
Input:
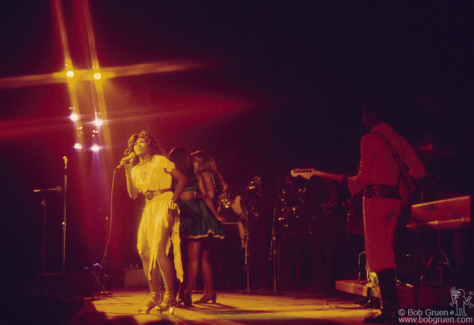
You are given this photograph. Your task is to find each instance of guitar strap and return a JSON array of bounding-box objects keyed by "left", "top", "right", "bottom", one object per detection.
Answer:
[{"left": 372, "top": 130, "right": 417, "bottom": 193}]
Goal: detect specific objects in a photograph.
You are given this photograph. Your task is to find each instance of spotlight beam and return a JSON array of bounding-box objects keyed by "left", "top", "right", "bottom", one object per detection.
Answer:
[
  {"left": 0, "top": 61, "right": 205, "bottom": 90},
  {"left": 0, "top": 0, "right": 210, "bottom": 157}
]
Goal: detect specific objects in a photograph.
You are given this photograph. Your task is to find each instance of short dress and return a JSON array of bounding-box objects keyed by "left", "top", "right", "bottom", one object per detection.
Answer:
[
  {"left": 131, "top": 154, "right": 183, "bottom": 282},
  {"left": 177, "top": 175, "right": 224, "bottom": 240}
]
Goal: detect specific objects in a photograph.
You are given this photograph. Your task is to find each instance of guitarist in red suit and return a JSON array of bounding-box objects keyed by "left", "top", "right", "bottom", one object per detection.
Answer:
[{"left": 340, "top": 101, "right": 426, "bottom": 324}]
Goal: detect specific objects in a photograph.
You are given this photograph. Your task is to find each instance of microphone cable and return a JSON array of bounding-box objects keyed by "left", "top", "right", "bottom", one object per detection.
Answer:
[{"left": 93, "top": 168, "right": 118, "bottom": 295}]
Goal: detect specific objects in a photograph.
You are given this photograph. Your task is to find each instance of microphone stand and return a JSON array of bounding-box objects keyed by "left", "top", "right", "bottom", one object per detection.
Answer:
[
  {"left": 98, "top": 207, "right": 111, "bottom": 295},
  {"left": 272, "top": 165, "right": 281, "bottom": 292},
  {"left": 245, "top": 221, "right": 249, "bottom": 293},
  {"left": 104, "top": 209, "right": 108, "bottom": 293},
  {"left": 61, "top": 156, "right": 68, "bottom": 299},
  {"left": 40, "top": 194, "right": 47, "bottom": 297},
  {"left": 270, "top": 197, "right": 277, "bottom": 292},
  {"left": 240, "top": 190, "right": 250, "bottom": 293},
  {"left": 33, "top": 183, "right": 63, "bottom": 298}
]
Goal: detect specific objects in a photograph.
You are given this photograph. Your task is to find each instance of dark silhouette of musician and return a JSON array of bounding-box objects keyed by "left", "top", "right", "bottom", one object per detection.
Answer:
[
  {"left": 306, "top": 175, "right": 339, "bottom": 292},
  {"left": 279, "top": 174, "right": 309, "bottom": 290},
  {"left": 240, "top": 175, "right": 273, "bottom": 290}
]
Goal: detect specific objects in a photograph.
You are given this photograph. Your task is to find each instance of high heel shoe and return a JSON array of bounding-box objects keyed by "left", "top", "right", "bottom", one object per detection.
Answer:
[
  {"left": 139, "top": 291, "right": 163, "bottom": 314},
  {"left": 183, "top": 292, "right": 192, "bottom": 307},
  {"left": 193, "top": 292, "right": 216, "bottom": 304},
  {"left": 156, "top": 292, "right": 178, "bottom": 315}
]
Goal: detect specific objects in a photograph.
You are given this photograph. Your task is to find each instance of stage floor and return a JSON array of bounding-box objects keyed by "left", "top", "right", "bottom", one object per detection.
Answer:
[
  {"left": 90, "top": 287, "right": 371, "bottom": 325},
  {"left": 5, "top": 284, "right": 472, "bottom": 324}
]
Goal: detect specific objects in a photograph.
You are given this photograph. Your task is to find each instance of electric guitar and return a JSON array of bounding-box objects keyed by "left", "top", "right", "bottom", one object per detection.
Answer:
[
  {"left": 290, "top": 168, "right": 343, "bottom": 182},
  {"left": 291, "top": 168, "right": 363, "bottom": 234}
]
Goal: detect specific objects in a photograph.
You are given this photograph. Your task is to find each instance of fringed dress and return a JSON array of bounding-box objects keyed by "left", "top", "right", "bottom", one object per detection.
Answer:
[
  {"left": 177, "top": 174, "right": 224, "bottom": 240},
  {"left": 131, "top": 154, "right": 183, "bottom": 282}
]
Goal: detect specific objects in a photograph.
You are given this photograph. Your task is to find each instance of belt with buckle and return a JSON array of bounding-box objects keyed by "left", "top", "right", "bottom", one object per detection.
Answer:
[
  {"left": 364, "top": 184, "right": 401, "bottom": 200},
  {"left": 145, "top": 188, "right": 172, "bottom": 200}
]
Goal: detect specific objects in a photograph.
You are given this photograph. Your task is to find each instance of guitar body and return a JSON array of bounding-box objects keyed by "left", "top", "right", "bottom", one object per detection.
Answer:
[{"left": 398, "top": 177, "right": 411, "bottom": 209}]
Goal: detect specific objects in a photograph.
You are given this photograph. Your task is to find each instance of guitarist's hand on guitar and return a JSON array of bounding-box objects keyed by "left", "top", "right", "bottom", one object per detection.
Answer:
[{"left": 339, "top": 174, "right": 349, "bottom": 187}]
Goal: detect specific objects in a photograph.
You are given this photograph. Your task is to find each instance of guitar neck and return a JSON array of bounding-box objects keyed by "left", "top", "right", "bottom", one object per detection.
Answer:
[{"left": 291, "top": 168, "right": 343, "bottom": 182}]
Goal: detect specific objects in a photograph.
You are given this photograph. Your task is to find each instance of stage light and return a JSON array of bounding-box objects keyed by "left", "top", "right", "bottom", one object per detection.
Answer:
[
  {"left": 93, "top": 73, "right": 101, "bottom": 80},
  {"left": 91, "top": 144, "right": 100, "bottom": 152},
  {"left": 67, "top": 70, "right": 74, "bottom": 78},
  {"left": 69, "top": 112, "right": 79, "bottom": 122},
  {"left": 94, "top": 116, "right": 103, "bottom": 127},
  {"left": 74, "top": 143, "right": 83, "bottom": 150}
]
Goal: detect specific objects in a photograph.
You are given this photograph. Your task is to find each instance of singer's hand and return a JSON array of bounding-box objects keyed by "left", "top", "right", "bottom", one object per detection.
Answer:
[
  {"left": 120, "top": 157, "right": 130, "bottom": 164},
  {"left": 117, "top": 152, "right": 136, "bottom": 169},
  {"left": 123, "top": 159, "right": 133, "bottom": 172}
]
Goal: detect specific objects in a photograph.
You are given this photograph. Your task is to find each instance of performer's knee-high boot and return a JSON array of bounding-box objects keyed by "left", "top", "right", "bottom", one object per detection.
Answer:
[
  {"left": 364, "top": 268, "right": 399, "bottom": 323},
  {"left": 379, "top": 268, "right": 399, "bottom": 313}
]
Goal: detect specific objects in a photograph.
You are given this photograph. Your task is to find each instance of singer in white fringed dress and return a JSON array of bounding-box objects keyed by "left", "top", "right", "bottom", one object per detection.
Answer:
[{"left": 122, "top": 131, "right": 187, "bottom": 314}]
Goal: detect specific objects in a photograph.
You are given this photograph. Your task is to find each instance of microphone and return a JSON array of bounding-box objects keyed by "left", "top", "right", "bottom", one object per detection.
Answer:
[
  {"left": 117, "top": 152, "right": 136, "bottom": 169},
  {"left": 33, "top": 186, "right": 63, "bottom": 193}
]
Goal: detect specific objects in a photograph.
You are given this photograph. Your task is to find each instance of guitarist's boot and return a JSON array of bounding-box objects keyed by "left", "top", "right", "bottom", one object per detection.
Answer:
[{"left": 363, "top": 268, "right": 399, "bottom": 324}]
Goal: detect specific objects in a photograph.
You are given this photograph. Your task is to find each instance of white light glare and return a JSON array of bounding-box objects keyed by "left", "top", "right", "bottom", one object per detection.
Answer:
[
  {"left": 94, "top": 117, "right": 103, "bottom": 127},
  {"left": 70, "top": 112, "right": 79, "bottom": 122},
  {"left": 74, "top": 143, "right": 83, "bottom": 150},
  {"left": 91, "top": 144, "right": 100, "bottom": 152}
]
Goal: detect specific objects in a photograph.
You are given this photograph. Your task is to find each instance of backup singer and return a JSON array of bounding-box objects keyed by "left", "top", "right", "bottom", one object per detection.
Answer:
[
  {"left": 122, "top": 132, "right": 187, "bottom": 314},
  {"left": 340, "top": 102, "right": 426, "bottom": 323},
  {"left": 168, "top": 147, "right": 225, "bottom": 306},
  {"left": 189, "top": 151, "right": 226, "bottom": 303}
]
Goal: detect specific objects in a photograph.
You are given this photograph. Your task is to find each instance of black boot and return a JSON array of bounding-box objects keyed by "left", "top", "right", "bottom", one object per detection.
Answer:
[{"left": 364, "top": 268, "right": 399, "bottom": 324}]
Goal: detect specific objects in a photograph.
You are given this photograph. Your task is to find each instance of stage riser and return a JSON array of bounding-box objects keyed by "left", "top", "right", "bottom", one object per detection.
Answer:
[{"left": 336, "top": 280, "right": 451, "bottom": 309}]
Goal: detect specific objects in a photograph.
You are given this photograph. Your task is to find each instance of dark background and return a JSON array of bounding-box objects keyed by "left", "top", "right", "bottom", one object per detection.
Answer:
[{"left": 1, "top": 1, "right": 473, "bottom": 293}]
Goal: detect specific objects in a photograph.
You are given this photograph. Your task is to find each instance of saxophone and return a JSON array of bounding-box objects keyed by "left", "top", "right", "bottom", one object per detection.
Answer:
[{"left": 221, "top": 197, "right": 231, "bottom": 209}]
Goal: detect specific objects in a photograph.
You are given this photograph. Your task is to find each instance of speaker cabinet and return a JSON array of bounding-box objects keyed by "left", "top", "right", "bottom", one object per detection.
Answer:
[{"left": 30, "top": 271, "right": 97, "bottom": 299}]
